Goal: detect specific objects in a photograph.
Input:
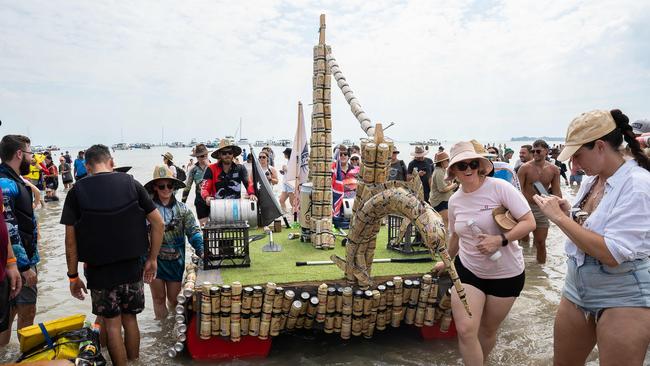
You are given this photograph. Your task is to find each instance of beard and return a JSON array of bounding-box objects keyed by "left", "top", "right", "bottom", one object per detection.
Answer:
[{"left": 19, "top": 156, "right": 31, "bottom": 175}]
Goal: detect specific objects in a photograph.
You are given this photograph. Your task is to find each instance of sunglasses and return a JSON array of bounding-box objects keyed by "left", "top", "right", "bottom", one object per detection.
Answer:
[
  {"left": 221, "top": 150, "right": 233, "bottom": 155},
  {"left": 532, "top": 149, "right": 545, "bottom": 154},
  {"left": 454, "top": 160, "right": 480, "bottom": 171},
  {"left": 198, "top": 154, "right": 207, "bottom": 158},
  {"left": 157, "top": 183, "right": 175, "bottom": 190},
  {"left": 340, "top": 153, "right": 348, "bottom": 156},
  {"left": 351, "top": 157, "right": 359, "bottom": 160},
  {"left": 258, "top": 156, "right": 267, "bottom": 159}
]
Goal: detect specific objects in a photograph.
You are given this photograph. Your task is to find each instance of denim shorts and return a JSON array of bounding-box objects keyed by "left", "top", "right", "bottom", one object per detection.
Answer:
[{"left": 563, "top": 255, "right": 650, "bottom": 319}]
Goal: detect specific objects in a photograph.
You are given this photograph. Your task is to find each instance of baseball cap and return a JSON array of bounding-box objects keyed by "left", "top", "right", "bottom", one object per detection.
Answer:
[{"left": 557, "top": 110, "right": 616, "bottom": 162}]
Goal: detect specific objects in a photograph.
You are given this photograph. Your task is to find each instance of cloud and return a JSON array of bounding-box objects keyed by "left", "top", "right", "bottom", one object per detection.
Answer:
[{"left": 0, "top": 0, "right": 649, "bottom": 145}]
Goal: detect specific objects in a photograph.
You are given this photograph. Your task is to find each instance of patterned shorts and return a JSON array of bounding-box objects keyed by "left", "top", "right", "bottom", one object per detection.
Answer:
[{"left": 91, "top": 280, "right": 145, "bottom": 318}]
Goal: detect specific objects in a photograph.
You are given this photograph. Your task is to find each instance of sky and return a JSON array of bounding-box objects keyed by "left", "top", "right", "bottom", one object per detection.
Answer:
[{"left": 1, "top": 0, "right": 649, "bottom": 146}]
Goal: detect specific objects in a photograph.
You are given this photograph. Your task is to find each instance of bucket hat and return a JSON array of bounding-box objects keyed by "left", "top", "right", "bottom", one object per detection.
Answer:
[
  {"left": 410, "top": 146, "right": 428, "bottom": 157},
  {"left": 446, "top": 141, "right": 493, "bottom": 179},
  {"left": 144, "top": 165, "right": 186, "bottom": 192},
  {"left": 557, "top": 110, "right": 616, "bottom": 162},
  {"left": 161, "top": 152, "right": 174, "bottom": 162},
  {"left": 433, "top": 151, "right": 449, "bottom": 164},
  {"left": 191, "top": 144, "right": 209, "bottom": 157},
  {"left": 492, "top": 206, "right": 518, "bottom": 231},
  {"left": 211, "top": 139, "right": 242, "bottom": 159}
]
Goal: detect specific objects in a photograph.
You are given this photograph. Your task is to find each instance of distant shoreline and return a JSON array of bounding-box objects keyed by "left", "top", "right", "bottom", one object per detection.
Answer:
[{"left": 510, "top": 136, "right": 564, "bottom": 142}]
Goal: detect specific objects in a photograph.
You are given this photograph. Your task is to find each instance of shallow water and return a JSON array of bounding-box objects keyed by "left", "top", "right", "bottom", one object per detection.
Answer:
[{"left": 1, "top": 144, "right": 648, "bottom": 365}]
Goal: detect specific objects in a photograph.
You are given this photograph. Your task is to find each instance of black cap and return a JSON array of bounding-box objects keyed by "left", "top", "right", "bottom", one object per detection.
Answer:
[{"left": 283, "top": 147, "right": 292, "bottom": 156}]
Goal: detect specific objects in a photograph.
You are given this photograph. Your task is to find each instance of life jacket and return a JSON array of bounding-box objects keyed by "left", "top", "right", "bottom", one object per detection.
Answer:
[
  {"left": 73, "top": 172, "right": 149, "bottom": 265},
  {"left": 0, "top": 164, "right": 36, "bottom": 262}
]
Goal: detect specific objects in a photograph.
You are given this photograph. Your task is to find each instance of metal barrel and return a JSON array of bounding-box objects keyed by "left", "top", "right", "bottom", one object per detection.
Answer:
[{"left": 209, "top": 199, "right": 258, "bottom": 227}]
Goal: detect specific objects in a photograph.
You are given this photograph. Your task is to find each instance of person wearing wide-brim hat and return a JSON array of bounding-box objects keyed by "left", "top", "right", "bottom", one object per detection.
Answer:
[
  {"left": 201, "top": 139, "right": 256, "bottom": 204},
  {"left": 429, "top": 151, "right": 456, "bottom": 227},
  {"left": 533, "top": 109, "right": 650, "bottom": 366},
  {"left": 407, "top": 145, "right": 434, "bottom": 203},
  {"left": 161, "top": 152, "right": 178, "bottom": 178},
  {"left": 210, "top": 139, "right": 242, "bottom": 159},
  {"left": 144, "top": 165, "right": 186, "bottom": 193},
  {"left": 434, "top": 140, "right": 535, "bottom": 365},
  {"left": 145, "top": 165, "right": 203, "bottom": 320},
  {"left": 182, "top": 143, "right": 212, "bottom": 225}
]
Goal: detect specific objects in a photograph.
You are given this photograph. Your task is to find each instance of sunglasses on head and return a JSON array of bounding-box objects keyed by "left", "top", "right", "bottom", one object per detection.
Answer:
[
  {"left": 157, "top": 183, "right": 174, "bottom": 190},
  {"left": 532, "top": 149, "right": 545, "bottom": 154},
  {"left": 454, "top": 160, "right": 480, "bottom": 171}
]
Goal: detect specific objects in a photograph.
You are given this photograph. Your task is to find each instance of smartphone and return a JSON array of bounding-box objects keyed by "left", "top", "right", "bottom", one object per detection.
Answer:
[{"left": 532, "top": 181, "right": 549, "bottom": 196}]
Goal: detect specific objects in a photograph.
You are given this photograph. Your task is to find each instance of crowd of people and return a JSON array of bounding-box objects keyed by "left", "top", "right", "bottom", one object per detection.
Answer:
[{"left": 0, "top": 110, "right": 649, "bottom": 365}]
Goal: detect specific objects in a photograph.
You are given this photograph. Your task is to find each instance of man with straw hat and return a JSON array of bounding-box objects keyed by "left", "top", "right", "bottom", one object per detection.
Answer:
[
  {"left": 407, "top": 145, "right": 433, "bottom": 203},
  {"left": 145, "top": 165, "right": 203, "bottom": 320},
  {"left": 201, "top": 139, "right": 256, "bottom": 205},
  {"left": 182, "top": 143, "right": 211, "bottom": 226},
  {"left": 60, "top": 144, "right": 164, "bottom": 366}
]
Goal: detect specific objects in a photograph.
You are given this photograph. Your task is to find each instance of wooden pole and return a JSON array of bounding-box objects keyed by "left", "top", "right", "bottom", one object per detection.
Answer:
[{"left": 319, "top": 14, "right": 326, "bottom": 45}]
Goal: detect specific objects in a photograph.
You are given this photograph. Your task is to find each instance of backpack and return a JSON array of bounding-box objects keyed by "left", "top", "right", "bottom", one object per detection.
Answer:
[{"left": 174, "top": 165, "right": 187, "bottom": 182}]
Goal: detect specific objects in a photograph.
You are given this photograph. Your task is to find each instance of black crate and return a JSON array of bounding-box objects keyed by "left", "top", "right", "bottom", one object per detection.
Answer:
[
  {"left": 386, "top": 215, "right": 427, "bottom": 255},
  {"left": 202, "top": 222, "right": 250, "bottom": 269}
]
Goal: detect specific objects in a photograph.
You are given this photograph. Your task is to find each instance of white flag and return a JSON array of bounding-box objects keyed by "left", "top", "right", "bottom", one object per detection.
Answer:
[{"left": 286, "top": 101, "right": 309, "bottom": 188}]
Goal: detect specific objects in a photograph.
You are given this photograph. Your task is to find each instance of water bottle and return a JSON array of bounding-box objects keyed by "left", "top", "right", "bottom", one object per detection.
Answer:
[{"left": 467, "top": 219, "right": 502, "bottom": 261}]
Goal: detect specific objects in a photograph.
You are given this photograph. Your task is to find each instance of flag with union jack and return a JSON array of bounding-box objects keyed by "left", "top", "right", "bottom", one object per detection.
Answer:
[{"left": 332, "top": 159, "right": 345, "bottom": 217}]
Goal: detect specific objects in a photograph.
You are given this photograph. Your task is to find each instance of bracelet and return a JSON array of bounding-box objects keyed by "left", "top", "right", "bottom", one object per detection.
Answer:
[
  {"left": 68, "top": 277, "right": 79, "bottom": 283},
  {"left": 6, "top": 257, "right": 16, "bottom": 265},
  {"left": 66, "top": 272, "right": 79, "bottom": 279}
]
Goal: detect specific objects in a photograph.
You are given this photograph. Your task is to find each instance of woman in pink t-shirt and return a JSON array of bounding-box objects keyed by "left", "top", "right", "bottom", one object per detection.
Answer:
[{"left": 434, "top": 141, "right": 535, "bottom": 365}]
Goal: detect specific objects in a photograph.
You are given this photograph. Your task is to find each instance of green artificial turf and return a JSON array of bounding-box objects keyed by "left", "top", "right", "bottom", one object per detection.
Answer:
[{"left": 219, "top": 226, "right": 436, "bottom": 286}]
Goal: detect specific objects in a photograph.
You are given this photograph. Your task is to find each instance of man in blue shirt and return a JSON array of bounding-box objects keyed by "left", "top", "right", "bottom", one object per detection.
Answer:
[{"left": 73, "top": 150, "right": 87, "bottom": 181}]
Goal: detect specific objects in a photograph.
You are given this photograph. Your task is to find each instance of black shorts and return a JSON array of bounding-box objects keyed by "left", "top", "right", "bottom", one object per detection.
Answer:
[
  {"left": 433, "top": 201, "right": 449, "bottom": 212},
  {"left": 194, "top": 197, "right": 210, "bottom": 220},
  {"left": 90, "top": 280, "right": 145, "bottom": 318},
  {"left": 455, "top": 256, "right": 525, "bottom": 298},
  {"left": 0, "top": 277, "right": 10, "bottom": 332}
]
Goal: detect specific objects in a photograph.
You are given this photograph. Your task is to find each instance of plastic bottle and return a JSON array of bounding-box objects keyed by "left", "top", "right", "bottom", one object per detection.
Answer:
[{"left": 467, "top": 219, "right": 502, "bottom": 261}]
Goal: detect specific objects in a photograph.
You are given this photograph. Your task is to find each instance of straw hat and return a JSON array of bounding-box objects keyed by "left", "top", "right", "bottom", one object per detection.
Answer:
[
  {"left": 446, "top": 141, "right": 493, "bottom": 179},
  {"left": 410, "top": 146, "right": 428, "bottom": 157},
  {"left": 211, "top": 139, "right": 242, "bottom": 159},
  {"left": 161, "top": 152, "right": 174, "bottom": 162},
  {"left": 433, "top": 151, "right": 449, "bottom": 164},
  {"left": 557, "top": 110, "right": 616, "bottom": 162},
  {"left": 144, "top": 165, "right": 186, "bottom": 192},
  {"left": 492, "top": 206, "right": 518, "bottom": 231},
  {"left": 191, "top": 144, "right": 209, "bottom": 157}
]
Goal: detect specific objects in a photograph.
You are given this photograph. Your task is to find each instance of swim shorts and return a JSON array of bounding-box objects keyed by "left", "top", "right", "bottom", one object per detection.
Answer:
[
  {"left": 454, "top": 256, "right": 525, "bottom": 298},
  {"left": 432, "top": 201, "right": 449, "bottom": 212},
  {"left": 11, "top": 267, "right": 38, "bottom": 305},
  {"left": 91, "top": 280, "right": 145, "bottom": 318},
  {"left": 282, "top": 183, "right": 295, "bottom": 193},
  {"left": 194, "top": 197, "right": 210, "bottom": 220},
  {"left": 530, "top": 203, "right": 549, "bottom": 228}
]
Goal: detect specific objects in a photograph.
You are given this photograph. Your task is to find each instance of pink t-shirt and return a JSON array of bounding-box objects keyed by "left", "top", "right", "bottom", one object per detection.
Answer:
[{"left": 448, "top": 177, "right": 531, "bottom": 279}]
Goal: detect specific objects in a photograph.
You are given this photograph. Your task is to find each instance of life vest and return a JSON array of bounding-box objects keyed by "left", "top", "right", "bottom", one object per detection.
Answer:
[
  {"left": 73, "top": 172, "right": 149, "bottom": 266},
  {"left": 0, "top": 164, "right": 36, "bottom": 262}
]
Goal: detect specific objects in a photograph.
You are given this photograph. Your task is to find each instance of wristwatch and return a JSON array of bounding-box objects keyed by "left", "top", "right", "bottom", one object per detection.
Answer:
[{"left": 500, "top": 233, "right": 508, "bottom": 246}]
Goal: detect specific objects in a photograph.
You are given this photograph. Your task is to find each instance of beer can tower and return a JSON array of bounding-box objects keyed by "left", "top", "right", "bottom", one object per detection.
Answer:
[{"left": 309, "top": 14, "right": 335, "bottom": 249}]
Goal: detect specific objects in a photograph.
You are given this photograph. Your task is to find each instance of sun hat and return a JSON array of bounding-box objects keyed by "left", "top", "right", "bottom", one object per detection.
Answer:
[
  {"left": 469, "top": 140, "right": 497, "bottom": 158},
  {"left": 631, "top": 119, "right": 650, "bottom": 135},
  {"left": 410, "top": 146, "right": 428, "bottom": 157},
  {"left": 504, "top": 148, "right": 514, "bottom": 155},
  {"left": 492, "top": 206, "right": 518, "bottom": 231},
  {"left": 161, "top": 152, "right": 174, "bottom": 162},
  {"left": 191, "top": 144, "right": 209, "bottom": 157},
  {"left": 211, "top": 139, "right": 242, "bottom": 159},
  {"left": 433, "top": 151, "right": 449, "bottom": 163},
  {"left": 350, "top": 153, "right": 361, "bottom": 160},
  {"left": 557, "top": 110, "right": 617, "bottom": 162},
  {"left": 144, "top": 165, "right": 186, "bottom": 192},
  {"left": 282, "top": 147, "right": 292, "bottom": 156},
  {"left": 446, "top": 141, "right": 493, "bottom": 179}
]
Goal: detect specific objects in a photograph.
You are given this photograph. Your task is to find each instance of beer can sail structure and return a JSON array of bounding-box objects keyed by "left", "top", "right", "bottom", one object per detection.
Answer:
[{"left": 309, "top": 14, "right": 335, "bottom": 249}]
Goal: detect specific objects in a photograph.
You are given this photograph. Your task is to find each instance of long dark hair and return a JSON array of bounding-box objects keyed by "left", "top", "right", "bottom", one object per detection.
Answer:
[{"left": 583, "top": 109, "right": 650, "bottom": 171}]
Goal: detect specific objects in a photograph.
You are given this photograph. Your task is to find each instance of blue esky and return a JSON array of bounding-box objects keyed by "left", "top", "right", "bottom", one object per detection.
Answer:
[{"left": 1, "top": 0, "right": 649, "bottom": 146}]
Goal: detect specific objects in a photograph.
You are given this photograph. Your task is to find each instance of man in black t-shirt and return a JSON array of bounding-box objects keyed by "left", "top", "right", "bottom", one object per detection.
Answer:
[
  {"left": 407, "top": 146, "right": 433, "bottom": 203},
  {"left": 388, "top": 150, "right": 407, "bottom": 181},
  {"left": 60, "top": 144, "right": 164, "bottom": 366}
]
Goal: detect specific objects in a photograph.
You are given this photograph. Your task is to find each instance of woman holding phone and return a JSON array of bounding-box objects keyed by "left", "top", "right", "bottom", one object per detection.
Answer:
[{"left": 534, "top": 109, "right": 650, "bottom": 365}]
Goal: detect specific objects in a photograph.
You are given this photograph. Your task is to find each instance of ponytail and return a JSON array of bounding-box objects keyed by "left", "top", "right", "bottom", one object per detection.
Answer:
[{"left": 610, "top": 109, "right": 650, "bottom": 171}]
